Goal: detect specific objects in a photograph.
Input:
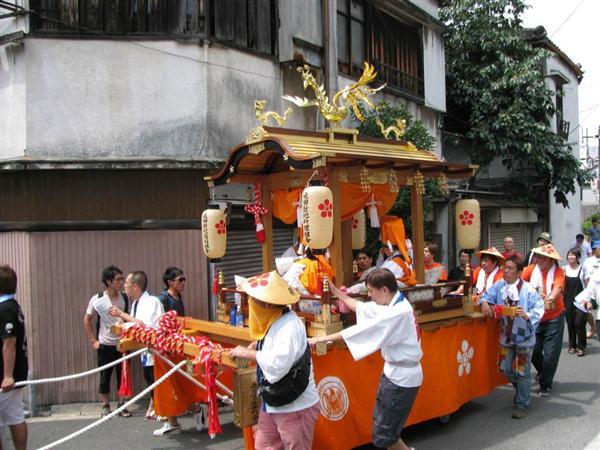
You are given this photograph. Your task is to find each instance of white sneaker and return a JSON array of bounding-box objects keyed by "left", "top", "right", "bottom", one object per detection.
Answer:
[
  {"left": 153, "top": 422, "right": 181, "bottom": 436},
  {"left": 193, "top": 404, "right": 208, "bottom": 432}
]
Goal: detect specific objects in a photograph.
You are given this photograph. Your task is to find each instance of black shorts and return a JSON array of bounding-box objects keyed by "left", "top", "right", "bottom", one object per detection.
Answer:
[
  {"left": 97, "top": 344, "right": 122, "bottom": 394},
  {"left": 372, "top": 374, "right": 419, "bottom": 448},
  {"left": 143, "top": 365, "right": 155, "bottom": 399}
]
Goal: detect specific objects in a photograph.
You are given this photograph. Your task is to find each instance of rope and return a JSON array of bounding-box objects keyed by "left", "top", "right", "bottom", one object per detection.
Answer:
[
  {"left": 154, "top": 351, "right": 234, "bottom": 404},
  {"left": 0, "top": 348, "right": 146, "bottom": 392},
  {"left": 36, "top": 360, "right": 187, "bottom": 450}
]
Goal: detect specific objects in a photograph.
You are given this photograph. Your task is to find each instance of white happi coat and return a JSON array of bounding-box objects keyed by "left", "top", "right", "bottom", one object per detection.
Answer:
[{"left": 341, "top": 292, "right": 423, "bottom": 387}]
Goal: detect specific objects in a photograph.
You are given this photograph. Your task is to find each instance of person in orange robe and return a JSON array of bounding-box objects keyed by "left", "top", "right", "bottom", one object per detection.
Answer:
[
  {"left": 297, "top": 251, "right": 335, "bottom": 295},
  {"left": 379, "top": 216, "right": 417, "bottom": 287},
  {"left": 520, "top": 244, "right": 565, "bottom": 396}
]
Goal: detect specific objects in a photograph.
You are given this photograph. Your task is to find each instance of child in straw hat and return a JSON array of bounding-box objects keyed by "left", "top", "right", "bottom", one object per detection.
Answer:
[{"left": 229, "top": 271, "right": 319, "bottom": 450}]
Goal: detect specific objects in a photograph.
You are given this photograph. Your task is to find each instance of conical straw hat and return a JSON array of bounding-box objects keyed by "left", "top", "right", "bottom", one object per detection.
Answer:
[
  {"left": 240, "top": 270, "right": 300, "bottom": 305},
  {"left": 532, "top": 243, "right": 562, "bottom": 261},
  {"left": 475, "top": 247, "right": 505, "bottom": 263}
]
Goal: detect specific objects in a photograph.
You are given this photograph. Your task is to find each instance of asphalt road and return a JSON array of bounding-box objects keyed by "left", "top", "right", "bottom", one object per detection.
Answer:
[{"left": 2, "top": 331, "right": 599, "bottom": 450}]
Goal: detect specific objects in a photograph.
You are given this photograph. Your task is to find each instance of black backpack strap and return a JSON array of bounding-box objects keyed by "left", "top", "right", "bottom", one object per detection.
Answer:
[
  {"left": 95, "top": 291, "right": 103, "bottom": 339},
  {"left": 122, "top": 292, "right": 129, "bottom": 314}
]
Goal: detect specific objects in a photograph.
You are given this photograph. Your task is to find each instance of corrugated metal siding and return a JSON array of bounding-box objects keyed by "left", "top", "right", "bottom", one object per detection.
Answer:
[
  {"left": 488, "top": 223, "right": 528, "bottom": 255},
  {"left": 218, "top": 227, "right": 294, "bottom": 286},
  {"left": 0, "top": 232, "right": 32, "bottom": 332},
  {"left": 24, "top": 229, "right": 208, "bottom": 405}
]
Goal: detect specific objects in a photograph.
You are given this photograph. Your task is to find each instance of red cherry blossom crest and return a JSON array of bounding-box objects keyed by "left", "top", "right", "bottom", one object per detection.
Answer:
[
  {"left": 215, "top": 219, "right": 226, "bottom": 235},
  {"left": 318, "top": 199, "right": 333, "bottom": 218},
  {"left": 248, "top": 273, "right": 270, "bottom": 288},
  {"left": 459, "top": 210, "right": 474, "bottom": 226}
]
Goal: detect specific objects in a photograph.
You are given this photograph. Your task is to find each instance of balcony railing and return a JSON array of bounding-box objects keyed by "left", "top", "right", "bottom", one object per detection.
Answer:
[{"left": 372, "top": 60, "right": 424, "bottom": 100}]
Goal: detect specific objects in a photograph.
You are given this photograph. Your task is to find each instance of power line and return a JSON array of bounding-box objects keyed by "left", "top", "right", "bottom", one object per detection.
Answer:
[{"left": 550, "top": 0, "right": 585, "bottom": 38}]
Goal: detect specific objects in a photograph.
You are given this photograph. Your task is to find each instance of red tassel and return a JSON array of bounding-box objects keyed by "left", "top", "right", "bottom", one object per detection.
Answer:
[
  {"left": 118, "top": 357, "right": 133, "bottom": 398},
  {"left": 256, "top": 223, "right": 266, "bottom": 243}
]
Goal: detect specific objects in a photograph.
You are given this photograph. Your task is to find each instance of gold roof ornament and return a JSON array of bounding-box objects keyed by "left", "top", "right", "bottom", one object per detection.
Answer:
[
  {"left": 254, "top": 100, "right": 293, "bottom": 127},
  {"left": 283, "top": 62, "right": 385, "bottom": 127},
  {"left": 246, "top": 100, "right": 293, "bottom": 144},
  {"left": 376, "top": 117, "right": 407, "bottom": 141}
]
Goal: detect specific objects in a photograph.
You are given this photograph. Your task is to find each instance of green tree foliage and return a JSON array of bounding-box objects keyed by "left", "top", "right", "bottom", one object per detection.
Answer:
[{"left": 440, "top": 0, "right": 588, "bottom": 207}]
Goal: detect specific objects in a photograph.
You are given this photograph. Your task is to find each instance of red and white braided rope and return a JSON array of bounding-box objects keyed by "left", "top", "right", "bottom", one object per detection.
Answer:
[
  {"left": 244, "top": 181, "right": 268, "bottom": 225},
  {"left": 121, "top": 310, "right": 226, "bottom": 437}
]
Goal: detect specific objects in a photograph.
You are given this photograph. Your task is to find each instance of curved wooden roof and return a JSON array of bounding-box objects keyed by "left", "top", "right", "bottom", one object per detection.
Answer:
[{"left": 205, "top": 127, "right": 477, "bottom": 186}]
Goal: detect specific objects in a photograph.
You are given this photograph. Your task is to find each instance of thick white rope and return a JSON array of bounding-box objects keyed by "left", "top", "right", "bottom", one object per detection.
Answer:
[
  {"left": 36, "top": 360, "right": 187, "bottom": 450},
  {"left": 0, "top": 348, "right": 147, "bottom": 392},
  {"left": 154, "top": 351, "right": 234, "bottom": 404}
]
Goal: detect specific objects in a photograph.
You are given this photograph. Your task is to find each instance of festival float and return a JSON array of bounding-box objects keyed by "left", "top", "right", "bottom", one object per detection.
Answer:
[{"left": 119, "top": 63, "right": 507, "bottom": 450}]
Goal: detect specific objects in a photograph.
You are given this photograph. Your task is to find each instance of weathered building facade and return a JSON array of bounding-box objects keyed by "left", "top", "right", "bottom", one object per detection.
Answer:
[{"left": 1, "top": 0, "right": 447, "bottom": 404}]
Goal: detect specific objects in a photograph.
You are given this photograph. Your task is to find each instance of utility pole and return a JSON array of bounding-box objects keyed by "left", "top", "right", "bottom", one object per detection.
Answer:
[{"left": 582, "top": 126, "right": 600, "bottom": 206}]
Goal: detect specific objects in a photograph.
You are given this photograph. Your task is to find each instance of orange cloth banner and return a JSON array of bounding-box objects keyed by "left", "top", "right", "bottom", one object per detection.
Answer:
[
  {"left": 272, "top": 189, "right": 302, "bottom": 224},
  {"left": 153, "top": 354, "right": 205, "bottom": 417},
  {"left": 153, "top": 354, "right": 234, "bottom": 417},
  {"left": 243, "top": 318, "right": 506, "bottom": 450},
  {"left": 338, "top": 183, "right": 398, "bottom": 220},
  {"left": 271, "top": 183, "right": 398, "bottom": 224},
  {"left": 309, "top": 318, "right": 506, "bottom": 450}
]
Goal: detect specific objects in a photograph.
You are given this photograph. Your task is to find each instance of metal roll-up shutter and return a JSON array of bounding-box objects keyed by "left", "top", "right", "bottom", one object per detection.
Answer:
[
  {"left": 488, "top": 223, "right": 528, "bottom": 255},
  {"left": 218, "top": 225, "right": 294, "bottom": 286}
]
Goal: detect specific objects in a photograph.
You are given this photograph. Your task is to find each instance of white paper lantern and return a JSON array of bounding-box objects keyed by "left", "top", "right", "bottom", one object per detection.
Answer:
[
  {"left": 202, "top": 209, "right": 227, "bottom": 259},
  {"left": 351, "top": 209, "right": 366, "bottom": 250},
  {"left": 456, "top": 199, "right": 480, "bottom": 250},
  {"left": 301, "top": 186, "right": 333, "bottom": 250}
]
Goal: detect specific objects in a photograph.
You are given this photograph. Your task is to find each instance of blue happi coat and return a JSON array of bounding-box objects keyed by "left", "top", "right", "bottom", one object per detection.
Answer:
[{"left": 478, "top": 279, "right": 544, "bottom": 347}]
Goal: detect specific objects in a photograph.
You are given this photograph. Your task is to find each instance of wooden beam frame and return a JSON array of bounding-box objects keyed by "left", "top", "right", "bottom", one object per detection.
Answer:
[
  {"left": 261, "top": 179, "right": 274, "bottom": 272},
  {"left": 411, "top": 183, "right": 425, "bottom": 283},
  {"left": 328, "top": 166, "right": 345, "bottom": 283}
]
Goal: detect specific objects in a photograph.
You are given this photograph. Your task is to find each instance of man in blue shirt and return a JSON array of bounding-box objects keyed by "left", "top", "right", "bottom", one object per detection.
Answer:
[
  {"left": 587, "top": 218, "right": 600, "bottom": 242},
  {"left": 478, "top": 255, "right": 544, "bottom": 419}
]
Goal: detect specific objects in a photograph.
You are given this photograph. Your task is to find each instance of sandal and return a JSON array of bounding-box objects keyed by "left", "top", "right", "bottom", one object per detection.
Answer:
[
  {"left": 117, "top": 404, "right": 132, "bottom": 418},
  {"left": 577, "top": 349, "right": 586, "bottom": 357},
  {"left": 568, "top": 348, "right": 576, "bottom": 354}
]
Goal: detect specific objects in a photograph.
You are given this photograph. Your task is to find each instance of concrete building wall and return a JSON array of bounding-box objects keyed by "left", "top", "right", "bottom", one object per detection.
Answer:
[
  {"left": 545, "top": 54, "right": 582, "bottom": 256},
  {"left": 0, "top": 43, "right": 27, "bottom": 159},
  {"left": 422, "top": 26, "right": 446, "bottom": 114},
  {"left": 1, "top": 39, "right": 289, "bottom": 161},
  {"left": 278, "top": 0, "right": 323, "bottom": 63}
]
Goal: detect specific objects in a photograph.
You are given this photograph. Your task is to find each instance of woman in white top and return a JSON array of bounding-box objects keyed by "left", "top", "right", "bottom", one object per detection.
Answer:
[
  {"left": 563, "top": 248, "right": 589, "bottom": 356},
  {"left": 309, "top": 268, "right": 422, "bottom": 450}
]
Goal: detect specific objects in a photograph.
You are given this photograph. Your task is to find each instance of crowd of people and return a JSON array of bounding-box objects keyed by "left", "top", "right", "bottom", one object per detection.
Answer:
[
  {"left": 83, "top": 265, "right": 206, "bottom": 437},
  {"left": 2, "top": 222, "right": 599, "bottom": 450}
]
